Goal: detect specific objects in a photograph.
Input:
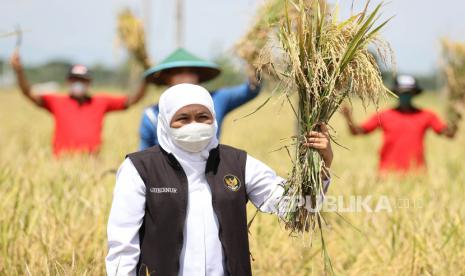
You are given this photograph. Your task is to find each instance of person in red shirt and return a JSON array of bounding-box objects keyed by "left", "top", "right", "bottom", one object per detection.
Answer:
[
  {"left": 341, "top": 75, "right": 456, "bottom": 173},
  {"left": 10, "top": 51, "right": 148, "bottom": 156}
]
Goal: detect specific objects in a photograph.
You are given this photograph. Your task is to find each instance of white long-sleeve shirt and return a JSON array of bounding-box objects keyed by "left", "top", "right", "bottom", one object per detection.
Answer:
[{"left": 106, "top": 155, "right": 328, "bottom": 276}]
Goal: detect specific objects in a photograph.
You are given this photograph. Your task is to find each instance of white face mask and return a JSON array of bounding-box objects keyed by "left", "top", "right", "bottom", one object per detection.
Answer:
[
  {"left": 169, "top": 123, "right": 216, "bottom": 153},
  {"left": 70, "top": 82, "right": 87, "bottom": 97}
]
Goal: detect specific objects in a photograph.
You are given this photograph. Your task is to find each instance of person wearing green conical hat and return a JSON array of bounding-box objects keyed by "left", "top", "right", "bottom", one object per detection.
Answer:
[{"left": 139, "top": 48, "right": 262, "bottom": 150}]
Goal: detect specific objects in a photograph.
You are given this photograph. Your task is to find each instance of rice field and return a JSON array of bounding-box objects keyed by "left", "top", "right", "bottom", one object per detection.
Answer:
[{"left": 0, "top": 86, "right": 464, "bottom": 275}]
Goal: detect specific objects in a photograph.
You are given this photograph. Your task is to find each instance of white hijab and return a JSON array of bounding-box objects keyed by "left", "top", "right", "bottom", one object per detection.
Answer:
[{"left": 157, "top": 83, "right": 219, "bottom": 163}]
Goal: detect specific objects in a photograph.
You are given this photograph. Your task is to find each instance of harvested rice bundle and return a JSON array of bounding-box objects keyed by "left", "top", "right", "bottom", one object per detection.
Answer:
[
  {"left": 236, "top": 0, "right": 293, "bottom": 67},
  {"left": 441, "top": 39, "right": 465, "bottom": 132},
  {"left": 260, "top": 0, "right": 392, "bottom": 234},
  {"left": 236, "top": 0, "right": 327, "bottom": 78},
  {"left": 1, "top": 26, "right": 24, "bottom": 48},
  {"left": 117, "top": 9, "right": 151, "bottom": 70}
]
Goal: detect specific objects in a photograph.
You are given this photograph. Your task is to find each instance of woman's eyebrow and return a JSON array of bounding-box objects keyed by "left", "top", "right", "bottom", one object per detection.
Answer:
[
  {"left": 174, "top": 113, "right": 190, "bottom": 118},
  {"left": 197, "top": 111, "right": 211, "bottom": 116}
]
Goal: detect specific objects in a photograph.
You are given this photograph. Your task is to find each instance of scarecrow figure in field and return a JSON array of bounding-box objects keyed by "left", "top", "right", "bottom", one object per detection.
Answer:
[
  {"left": 341, "top": 75, "right": 457, "bottom": 173},
  {"left": 139, "top": 48, "right": 261, "bottom": 149},
  {"left": 106, "top": 84, "right": 333, "bottom": 276},
  {"left": 10, "top": 51, "right": 149, "bottom": 156}
]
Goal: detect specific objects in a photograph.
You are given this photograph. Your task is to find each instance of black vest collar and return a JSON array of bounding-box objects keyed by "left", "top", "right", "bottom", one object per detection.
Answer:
[
  {"left": 206, "top": 147, "right": 220, "bottom": 174},
  {"left": 159, "top": 146, "right": 182, "bottom": 170}
]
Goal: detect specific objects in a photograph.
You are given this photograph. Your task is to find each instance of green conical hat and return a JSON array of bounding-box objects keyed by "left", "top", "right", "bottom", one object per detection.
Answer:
[{"left": 143, "top": 48, "right": 221, "bottom": 85}]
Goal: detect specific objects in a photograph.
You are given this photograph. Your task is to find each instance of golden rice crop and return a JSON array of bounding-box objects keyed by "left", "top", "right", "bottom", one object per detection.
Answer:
[
  {"left": 441, "top": 39, "right": 465, "bottom": 132},
  {"left": 235, "top": 0, "right": 295, "bottom": 69},
  {"left": 257, "top": 1, "right": 393, "bottom": 267},
  {"left": 1, "top": 87, "right": 465, "bottom": 275},
  {"left": 235, "top": 0, "right": 327, "bottom": 79},
  {"left": 117, "top": 9, "right": 151, "bottom": 70}
]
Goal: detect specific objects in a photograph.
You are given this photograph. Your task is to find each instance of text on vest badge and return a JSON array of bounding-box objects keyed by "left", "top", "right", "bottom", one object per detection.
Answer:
[{"left": 150, "top": 187, "right": 178, "bottom": 194}]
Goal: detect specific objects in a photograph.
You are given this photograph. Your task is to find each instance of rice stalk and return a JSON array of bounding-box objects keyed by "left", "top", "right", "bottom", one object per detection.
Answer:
[
  {"left": 235, "top": 0, "right": 286, "bottom": 70},
  {"left": 236, "top": 0, "right": 327, "bottom": 79},
  {"left": 260, "top": 0, "right": 392, "bottom": 236},
  {"left": 441, "top": 39, "right": 465, "bottom": 132},
  {"left": 117, "top": 9, "right": 151, "bottom": 70}
]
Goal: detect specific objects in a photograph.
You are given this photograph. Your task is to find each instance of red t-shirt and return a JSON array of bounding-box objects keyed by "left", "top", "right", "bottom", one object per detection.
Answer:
[
  {"left": 41, "top": 94, "right": 128, "bottom": 155},
  {"left": 361, "top": 108, "right": 446, "bottom": 172}
]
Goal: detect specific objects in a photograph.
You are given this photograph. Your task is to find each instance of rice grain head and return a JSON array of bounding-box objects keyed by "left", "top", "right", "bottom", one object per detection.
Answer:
[
  {"left": 258, "top": 0, "right": 393, "bottom": 249},
  {"left": 235, "top": 0, "right": 328, "bottom": 79},
  {"left": 441, "top": 38, "right": 465, "bottom": 132},
  {"left": 117, "top": 9, "right": 151, "bottom": 70}
]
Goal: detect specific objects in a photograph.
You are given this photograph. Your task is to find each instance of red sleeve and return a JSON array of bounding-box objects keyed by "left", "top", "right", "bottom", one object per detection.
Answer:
[
  {"left": 427, "top": 111, "right": 447, "bottom": 134},
  {"left": 40, "top": 94, "right": 59, "bottom": 113},
  {"left": 102, "top": 95, "right": 128, "bottom": 112},
  {"left": 360, "top": 112, "right": 383, "bottom": 134}
]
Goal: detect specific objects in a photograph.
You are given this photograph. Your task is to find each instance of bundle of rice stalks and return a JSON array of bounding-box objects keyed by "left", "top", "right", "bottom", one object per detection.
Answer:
[
  {"left": 441, "top": 39, "right": 465, "bottom": 132},
  {"left": 236, "top": 0, "right": 327, "bottom": 78},
  {"left": 236, "top": 0, "right": 293, "bottom": 68},
  {"left": 260, "top": 0, "right": 392, "bottom": 236},
  {"left": 1, "top": 26, "right": 25, "bottom": 48},
  {"left": 117, "top": 9, "right": 151, "bottom": 70}
]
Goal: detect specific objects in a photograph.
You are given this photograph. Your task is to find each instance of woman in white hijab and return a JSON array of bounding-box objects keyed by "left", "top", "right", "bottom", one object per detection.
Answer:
[{"left": 106, "top": 84, "right": 333, "bottom": 276}]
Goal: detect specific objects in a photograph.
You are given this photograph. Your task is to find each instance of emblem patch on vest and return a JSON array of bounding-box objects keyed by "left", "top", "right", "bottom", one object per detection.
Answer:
[{"left": 224, "top": 174, "right": 241, "bottom": 192}]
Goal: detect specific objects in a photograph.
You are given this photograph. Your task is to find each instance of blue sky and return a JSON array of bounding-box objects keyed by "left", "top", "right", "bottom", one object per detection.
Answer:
[{"left": 1, "top": 0, "right": 465, "bottom": 74}]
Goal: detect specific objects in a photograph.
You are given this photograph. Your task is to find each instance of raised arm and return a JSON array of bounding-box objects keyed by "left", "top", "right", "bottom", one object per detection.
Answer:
[
  {"left": 125, "top": 80, "right": 149, "bottom": 108},
  {"left": 441, "top": 126, "right": 457, "bottom": 138},
  {"left": 247, "top": 124, "right": 332, "bottom": 217},
  {"left": 341, "top": 105, "right": 368, "bottom": 135},
  {"left": 443, "top": 102, "right": 462, "bottom": 138},
  {"left": 428, "top": 111, "right": 458, "bottom": 139},
  {"left": 214, "top": 67, "right": 262, "bottom": 115},
  {"left": 10, "top": 50, "right": 43, "bottom": 107},
  {"left": 246, "top": 64, "right": 261, "bottom": 92},
  {"left": 139, "top": 108, "right": 158, "bottom": 150},
  {"left": 245, "top": 153, "right": 331, "bottom": 216}
]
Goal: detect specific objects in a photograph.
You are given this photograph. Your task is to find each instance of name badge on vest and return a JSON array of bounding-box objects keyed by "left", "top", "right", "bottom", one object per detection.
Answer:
[
  {"left": 150, "top": 187, "right": 178, "bottom": 194},
  {"left": 223, "top": 174, "right": 241, "bottom": 192}
]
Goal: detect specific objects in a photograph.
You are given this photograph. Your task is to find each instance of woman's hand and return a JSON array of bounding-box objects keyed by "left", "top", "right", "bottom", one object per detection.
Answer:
[{"left": 304, "top": 124, "right": 333, "bottom": 168}]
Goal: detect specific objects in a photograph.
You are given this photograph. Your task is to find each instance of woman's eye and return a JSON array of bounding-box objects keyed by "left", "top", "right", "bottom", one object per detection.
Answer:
[{"left": 176, "top": 117, "right": 188, "bottom": 122}]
